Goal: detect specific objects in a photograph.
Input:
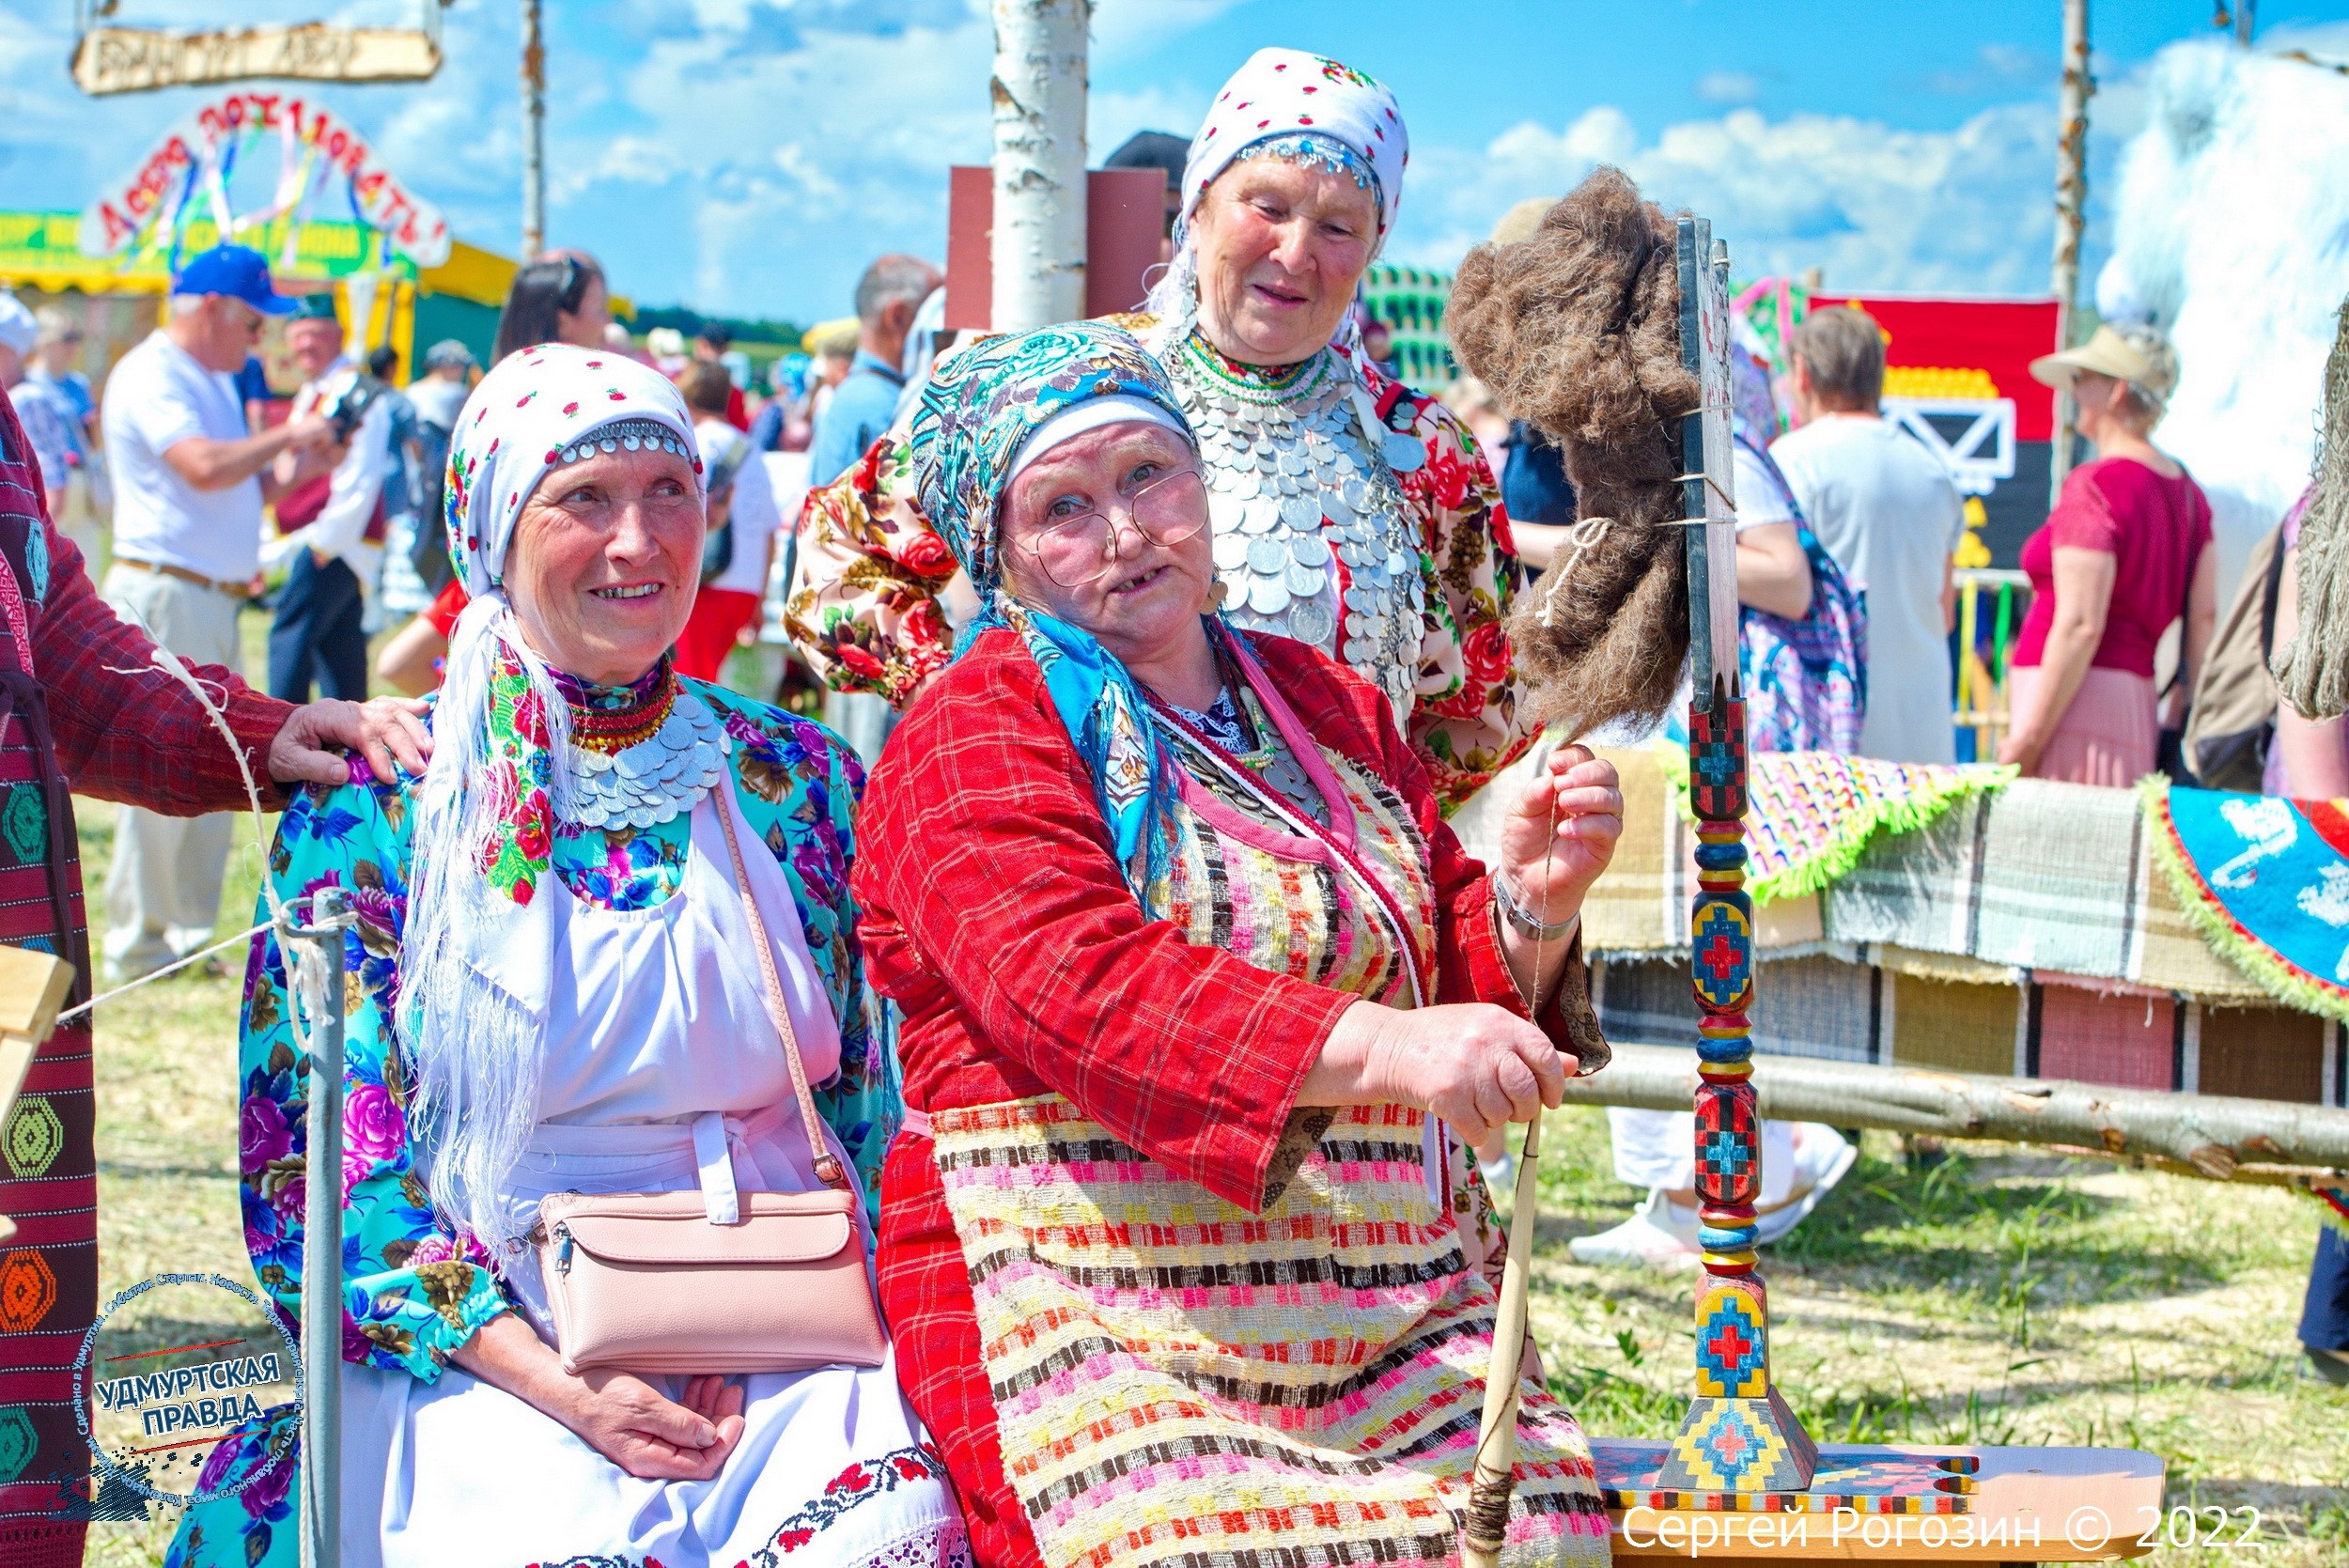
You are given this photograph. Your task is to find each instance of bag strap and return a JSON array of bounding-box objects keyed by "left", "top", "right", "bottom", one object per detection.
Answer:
[
  {"left": 714, "top": 788, "right": 850, "bottom": 1192},
  {"left": 2258, "top": 521, "right": 2289, "bottom": 663}
]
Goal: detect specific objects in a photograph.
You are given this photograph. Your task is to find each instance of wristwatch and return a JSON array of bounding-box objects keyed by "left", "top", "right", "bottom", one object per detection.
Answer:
[{"left": 1493, "top": 871, "right": 1579, "bottom": 942}]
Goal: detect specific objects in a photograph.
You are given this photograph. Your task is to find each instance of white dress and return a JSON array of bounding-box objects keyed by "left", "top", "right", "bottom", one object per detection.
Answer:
[{"left": 334, "top": 790, "right": 967, "bottom": 1568}]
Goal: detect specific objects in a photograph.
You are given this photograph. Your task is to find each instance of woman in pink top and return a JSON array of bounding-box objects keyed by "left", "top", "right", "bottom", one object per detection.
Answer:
[{"left": 2002, "top": 323, "right": 2217, "bottom": 784}]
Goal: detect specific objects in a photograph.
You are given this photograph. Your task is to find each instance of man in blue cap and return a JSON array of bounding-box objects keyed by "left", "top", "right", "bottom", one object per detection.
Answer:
[{"left": 98, "top": 243, "right": 343, "bottom": 986}]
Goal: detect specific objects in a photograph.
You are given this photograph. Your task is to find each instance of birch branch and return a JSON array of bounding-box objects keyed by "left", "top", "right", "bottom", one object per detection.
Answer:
[{"left": 1562, "top": 1043, "right": 2349, "bottom": 1183}]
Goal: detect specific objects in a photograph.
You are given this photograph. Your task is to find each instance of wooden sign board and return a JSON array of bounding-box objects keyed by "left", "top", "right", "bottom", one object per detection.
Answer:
[
  {"left": 945, "top": 166, "right": 1169, "bottom": 332},
  {"left": 72, "top": 24, "right": 443, "bottom": 97},
  {"left": 1676, "top": 216, "right": 1738, "bottom": 695}
]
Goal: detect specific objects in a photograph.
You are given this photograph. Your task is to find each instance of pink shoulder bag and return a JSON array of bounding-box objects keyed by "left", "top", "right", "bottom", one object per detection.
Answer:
[{"left": 533, "top": 798, "right": 889, "bottom": 1376}]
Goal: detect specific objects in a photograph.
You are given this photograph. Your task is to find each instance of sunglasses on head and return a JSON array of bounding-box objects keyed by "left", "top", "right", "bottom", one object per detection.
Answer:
[{"left": 555, "top": 256, "right": 588, "bottom": 314}]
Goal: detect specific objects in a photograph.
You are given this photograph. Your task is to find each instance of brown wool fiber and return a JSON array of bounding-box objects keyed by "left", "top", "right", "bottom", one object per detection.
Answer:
[{"left": 1447, "top": 165, "right": 1697, "bottom": 740}]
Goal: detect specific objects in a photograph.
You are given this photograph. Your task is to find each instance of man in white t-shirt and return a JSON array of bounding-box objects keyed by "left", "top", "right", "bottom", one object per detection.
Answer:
[
  {"left": 99, "top": 243, "right": 336, "bottom": 980},
  {"left": 1769, "top": 306, "right": 1964, "bottom": 764},
  {"left": 676, "top": 362, "right": 784, "bottom": 683}
]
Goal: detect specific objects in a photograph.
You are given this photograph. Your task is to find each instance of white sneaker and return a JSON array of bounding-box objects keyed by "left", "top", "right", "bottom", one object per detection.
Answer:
[
  {"left": 1753, "top": 1125, "right": 1858, "bottom": 1246},
  {"left": 1568, "top": 1189, "right": 1703, "bottom": 1269},
  {"left": 1791, "top": 1123, "right": 1856, "bottom": 1189}
]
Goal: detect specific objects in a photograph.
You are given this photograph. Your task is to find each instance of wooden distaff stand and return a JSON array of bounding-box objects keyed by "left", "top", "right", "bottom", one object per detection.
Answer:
[
  {"left": 0, "top": 947, "right": 76, "bottom": 1246},
  {"left": 1454, "top": 201, "right": 2163, "bottom": 1566}
]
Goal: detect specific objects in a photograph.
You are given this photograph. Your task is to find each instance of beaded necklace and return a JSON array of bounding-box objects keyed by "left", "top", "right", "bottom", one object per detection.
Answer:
[
  {"left": 552, "top": 660, "right": 731, "bottom": 831},
  {"left": 1156, "top": 653, "right": 1326, "bottom": 825},
  {"left": 559, "top": 661, "right": 679, "bottom": 755}
]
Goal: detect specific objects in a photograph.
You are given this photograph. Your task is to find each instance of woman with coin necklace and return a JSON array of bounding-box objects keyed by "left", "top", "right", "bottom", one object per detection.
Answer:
[{"left": 788, "top": 47, "right": 1534, "bottom": 812}]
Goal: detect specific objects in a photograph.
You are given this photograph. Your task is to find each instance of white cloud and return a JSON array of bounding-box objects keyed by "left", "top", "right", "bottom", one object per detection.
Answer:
[
  {"left": 0, "top": 3, "right": 2291, "bottom": 324},
  {"left": 1389, "top": 98, "right": 2083, "bottom": 298},
  {"left": 1089, "top": 83, "right": 1213, "bottom": 162},
  {"left": 0, "top": 0, "right": 1000, "bottom": 318},
  {"left": 1088, "top": 0, "right": 1248, "bottom": 69},
  {"left": 1695, "top": 70, "right": 1763, "bottom": 107},
  {"left": 1921, "top": 40, "right": 2052, "bottom": 96}
]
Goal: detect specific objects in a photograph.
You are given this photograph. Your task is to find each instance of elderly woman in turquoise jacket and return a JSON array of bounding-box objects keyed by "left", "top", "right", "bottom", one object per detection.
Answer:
[{"left": 168, "top": 345, "right": 960, "bottom": 1568}]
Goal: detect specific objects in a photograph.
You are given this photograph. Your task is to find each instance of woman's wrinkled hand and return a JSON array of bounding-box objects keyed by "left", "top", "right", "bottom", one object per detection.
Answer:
[
  {"left": 1495, "top": 744, "right": 1622, "bottom": 928},
  {"left": 1361, "top": 1002, "right": 1570, "bottom": 1147},
  {"left": 559, "top": 1369, "right": 746, "bottom": 1482},
  {"left": 451, "top": 1313, "right": 747, "bottom": 1482},
  {"left": 268, "top": 695, "right": 434, "bottom": 787}
]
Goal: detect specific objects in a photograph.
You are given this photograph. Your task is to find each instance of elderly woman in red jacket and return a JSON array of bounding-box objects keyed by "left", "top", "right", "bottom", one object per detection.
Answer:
[{"left": 853, "top": 321, "right": 1620, "bottom": 1568}]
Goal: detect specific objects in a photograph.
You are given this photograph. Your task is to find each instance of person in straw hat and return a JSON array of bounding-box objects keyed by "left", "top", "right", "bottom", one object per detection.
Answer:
[{"left": 2002, "top": 321, "right": 2217, "bottom": 784}]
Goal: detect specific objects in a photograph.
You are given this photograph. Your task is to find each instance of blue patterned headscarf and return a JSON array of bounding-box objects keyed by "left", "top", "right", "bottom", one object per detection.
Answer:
[{"left": 910, "top": 321, "right": 1199, "bottom": 906}]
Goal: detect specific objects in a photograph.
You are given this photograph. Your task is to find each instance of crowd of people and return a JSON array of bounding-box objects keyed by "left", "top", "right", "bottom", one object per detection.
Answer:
[{"left": 0, "top": 31, "right": 2337, "bottom": 1568}]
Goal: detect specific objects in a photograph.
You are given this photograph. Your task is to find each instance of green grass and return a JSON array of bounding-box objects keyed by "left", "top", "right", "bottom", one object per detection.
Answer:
[{"left": 62, "top": 615, "right": 2349, "bottom": 1560}]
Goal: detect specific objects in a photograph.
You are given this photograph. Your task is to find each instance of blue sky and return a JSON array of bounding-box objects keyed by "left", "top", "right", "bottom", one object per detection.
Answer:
[{"left": 4, "top": 0, "right": 2347, "bottom": 319}]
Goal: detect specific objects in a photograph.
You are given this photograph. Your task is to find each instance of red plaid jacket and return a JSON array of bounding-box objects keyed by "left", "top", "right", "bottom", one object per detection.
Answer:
[{"left": 853, "top": 627, "right": 1595, "bottom": 1215}]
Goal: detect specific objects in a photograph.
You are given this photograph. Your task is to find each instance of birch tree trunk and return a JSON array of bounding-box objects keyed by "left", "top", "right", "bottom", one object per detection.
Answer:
[
  {"left": 520, "top": 0, "right": 547, "bottom": 259},
  {"left": 990, "top": 0, "right": 1088, "bottom": 332},
  {"left": 2047, "top": 0, "right": 2092, "bottom": 504}
]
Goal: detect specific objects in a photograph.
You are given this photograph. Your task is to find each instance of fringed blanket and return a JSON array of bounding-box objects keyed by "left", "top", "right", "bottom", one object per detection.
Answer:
[
  {"left": 2146, "top": 779, "right": 2349, "bottom": 1026},
  {"left": 1659, "top": 750, "right": 2014, "bottom": 905},
  {"left": 1468, "top": 748, "right": 2298, "bottom": 1012}
]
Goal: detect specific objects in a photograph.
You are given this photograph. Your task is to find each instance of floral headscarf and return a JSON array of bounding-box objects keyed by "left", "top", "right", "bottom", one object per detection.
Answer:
[
  {"left": 1180, "top": 47, "right": 1408, "bottom": 252},
  {"left": 405, "top": 342, "right": 706, "bottom": 1252},
  {"left": 1145, "top": 48, "right": 1408, "bottom": 344},
  {"left": 443, "top": 342, "right": 703, "bottom": 595},
  {"left": 911, "top": 321, "right": 1200, "bottom": 906}
]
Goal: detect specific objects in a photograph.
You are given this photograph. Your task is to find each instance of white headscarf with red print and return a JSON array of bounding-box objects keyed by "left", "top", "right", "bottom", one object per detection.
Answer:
[
  {"left": 1178, "top": 47, "right": 1408, "bottom": 251},
  {"left": 1143, "top": 47, "right": 1409, "bottom": 373}
]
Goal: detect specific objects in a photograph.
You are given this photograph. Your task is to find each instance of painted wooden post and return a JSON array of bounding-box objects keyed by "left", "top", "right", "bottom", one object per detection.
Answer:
[
  {"left": 1653, "top": 220, "right": 1821, "bottom": 1498},
  {"left": 988, "top": 0, "right": 1088, "bottom": 332}
]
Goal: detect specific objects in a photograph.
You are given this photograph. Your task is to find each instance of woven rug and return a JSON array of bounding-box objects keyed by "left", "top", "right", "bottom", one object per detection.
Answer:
[
  {"left": 1661, "top": 749, "right": 2015, "bottom": 905},
  {"left": 2146, "top": 779, "right": 2349, "bottom": 1024},
  {"left": 1972, "top": 780, "right": 2144, "bottom": 977},
  {"left": 1819, "top": 794, "right": 1988, "bottom": 955}
]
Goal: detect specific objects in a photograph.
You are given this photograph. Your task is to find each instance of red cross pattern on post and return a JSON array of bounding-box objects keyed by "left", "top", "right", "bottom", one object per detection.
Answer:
[{"left": 1656, "top": 213, "right": 1818, "bottom": 1498}]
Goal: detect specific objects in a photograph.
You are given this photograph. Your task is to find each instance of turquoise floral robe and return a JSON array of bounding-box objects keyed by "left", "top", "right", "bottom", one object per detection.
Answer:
[{"left": 167, "top": 682, "right": 896, "bottom": 1568}]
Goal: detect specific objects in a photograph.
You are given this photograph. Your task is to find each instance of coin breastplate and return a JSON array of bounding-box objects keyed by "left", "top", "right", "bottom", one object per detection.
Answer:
[{"left": 1169, "top": 334, "right": 1424, "bottom": 717}]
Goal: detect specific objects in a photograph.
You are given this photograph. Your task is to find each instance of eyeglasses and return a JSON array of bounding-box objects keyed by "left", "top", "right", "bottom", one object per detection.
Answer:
[{"left": 1019, "top": 466, "right": 1208, "bottom": 587}]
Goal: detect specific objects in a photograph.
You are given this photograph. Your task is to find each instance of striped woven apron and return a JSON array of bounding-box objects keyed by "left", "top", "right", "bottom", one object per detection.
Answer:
[{"left": 926, "top": 691, "right": 1611, "bottom": 1568}]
